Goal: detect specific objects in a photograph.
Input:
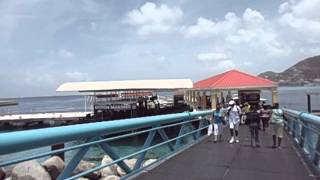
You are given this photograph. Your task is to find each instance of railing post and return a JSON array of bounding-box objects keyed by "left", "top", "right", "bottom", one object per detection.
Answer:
[
  {"left": 175, "top": 123, "right": 187, "bottom": 149},
  {"left": 157, "top": 129, "right": 175, "bottom": 151},
  {"left": 196, "top": 118, "right": 206, "bottom": 139},
  {"left": 299, "top": 113, "right": 306, "bottom": 147},
  {"left": 99, "top": 142, "right": 132, "bottom": 174},
  {"left": 134, "top": 129, "right": 156, "bottom": 170},
  {"left": 313, "top": 136, "right": 320, "bottom": 166},
  {"left": 300, "top": 122, "right": 307, "bottom": 148},
  {"left": 58, "top": 138, "right": 95, "bottom": 180}
]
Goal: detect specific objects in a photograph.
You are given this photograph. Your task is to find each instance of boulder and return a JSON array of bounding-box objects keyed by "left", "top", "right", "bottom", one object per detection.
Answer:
[
  {"left": 99, "top": 175, "right": 120, "bottom": 180},
  {"left": 100, "top": 155, "right": 117, "bottom": 177},
  {"left": 1, "top": 166, "right": 14, "bottom": 178},
  {"left": 116, "top": 159, "right": 136, "bottom": 177},
  {"left": 42, "top": 156, "right": 65, "bottom": 180},
  {"left": 11, "top": 160, "right": 51, "bottom": 180},
  {"left": 76, "top": 178, "right": 90, "bottom": 180},
  {"left": 0, "top": 168, "right": 5, "bottom": 180},
  {"left": 142, "top": 159, "right": 157, "bottom": 167},
  {"left": 74, "top": 160, "right": 100, "bottom": 180},
  {"left": 4, "top": 177, "right": 11, "bottom": 180}
]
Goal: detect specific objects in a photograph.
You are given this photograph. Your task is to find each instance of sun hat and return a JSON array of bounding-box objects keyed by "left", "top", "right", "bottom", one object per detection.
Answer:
[{"left": 229, "top": 100, "right": 236, "bottom": 105}]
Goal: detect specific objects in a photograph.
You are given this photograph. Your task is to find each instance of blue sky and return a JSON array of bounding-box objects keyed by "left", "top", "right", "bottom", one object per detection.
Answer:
[{"left": 0, "top": 0, "right": 319, "bottom": 97}]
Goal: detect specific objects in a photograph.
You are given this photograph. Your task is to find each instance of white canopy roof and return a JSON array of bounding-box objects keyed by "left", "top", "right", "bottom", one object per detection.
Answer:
[{"left": 56, "top": 79, "right": 193, "bottom": 92}]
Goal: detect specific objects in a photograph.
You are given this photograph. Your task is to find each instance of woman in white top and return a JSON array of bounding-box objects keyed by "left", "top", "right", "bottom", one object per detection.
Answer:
[{"left": 227, "top": 100, "right": 241, "bottom": 143}]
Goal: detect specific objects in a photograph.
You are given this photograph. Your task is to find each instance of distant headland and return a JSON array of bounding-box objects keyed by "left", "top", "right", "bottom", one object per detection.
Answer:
[{"left": 259, "top": 55, "right": 320, "bottom": 86}]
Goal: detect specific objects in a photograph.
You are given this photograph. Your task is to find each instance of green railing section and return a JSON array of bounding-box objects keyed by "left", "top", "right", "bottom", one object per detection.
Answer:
[
  {"left": 283, "top": 108, "right": 320, "bottom": 169},
  {"left": 0, "top": 110, "right": 213, "bottom": 180}
]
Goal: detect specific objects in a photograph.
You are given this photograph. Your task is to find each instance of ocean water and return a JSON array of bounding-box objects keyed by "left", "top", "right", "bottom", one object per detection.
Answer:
[
  {"left": 265, "top": 86, "right": 320, "bottom": 111},
  {"left": 0, "top": 86, "right": 319, "bottom": 165},
  {"left": 0, "top": 95, "right": 85, "bottom": 116},
  {"left": 0, "top": 86, "right": 319, "bottom": 116}
]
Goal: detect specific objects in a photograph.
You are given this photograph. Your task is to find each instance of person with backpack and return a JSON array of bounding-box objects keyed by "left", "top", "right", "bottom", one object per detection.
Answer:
[
  {"left": 270, "top": 103, "right": 285, "bottom": 148},
  {"left": 227, "top": 100, "right": 241, "bottom": 143},
  {"left": 212, "top": 103, "right": 225, "bottom": 143},
  {"left": 246, "top": 105, "right": 261, "bottom": 147}
]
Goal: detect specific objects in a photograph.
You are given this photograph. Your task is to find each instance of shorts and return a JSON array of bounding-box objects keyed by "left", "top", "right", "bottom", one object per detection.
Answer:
[
  {"left": 229, "top": 122, "right": 239, "bottom": 130},
  {"left": 272, "top": 124, "right": 283, "bottom": 138},
  {"left": 214, "top": 123, "right": 223, "bottom": 135}
]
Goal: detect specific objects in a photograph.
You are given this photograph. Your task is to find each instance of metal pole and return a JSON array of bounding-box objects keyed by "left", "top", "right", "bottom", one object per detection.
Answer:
[
  {"left": 307, "top": 94, "right": 311, "bottom": 113},
  {"left": 84, "top": 96, "right": 87, "bottom": 112}
]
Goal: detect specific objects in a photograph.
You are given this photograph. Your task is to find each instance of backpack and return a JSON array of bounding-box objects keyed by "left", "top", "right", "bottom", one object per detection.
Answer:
[{"left": 228, "top": 106, "right": 240, "bottom": 116}]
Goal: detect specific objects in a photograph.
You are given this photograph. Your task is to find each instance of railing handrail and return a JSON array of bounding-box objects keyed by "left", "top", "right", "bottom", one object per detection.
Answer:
[
  {"left": 283, "top": 108, "right": 320, "bottom": 126},
  {"left": 0, "top": 110, "right": 213, "bottom": 155}
]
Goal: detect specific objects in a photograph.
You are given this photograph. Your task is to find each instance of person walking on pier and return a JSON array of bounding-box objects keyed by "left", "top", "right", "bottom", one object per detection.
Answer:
[
  {"left": 227, "top": 100, "right": 241, "bottom": 143},
  {"left": 260, "top": 105, "right": 271, "bottom": 131},
  {"left": 270, "top": 103, "right": 284, "bottom": 148},
  {"left": 246, "top": 105, "right": 261, "bottom": 147},
  {"left": 212, "top": 103, "right": 225, "bottom": 143},
  {"left": 241, "top": 102, "right": 250, "bottom": 124}
]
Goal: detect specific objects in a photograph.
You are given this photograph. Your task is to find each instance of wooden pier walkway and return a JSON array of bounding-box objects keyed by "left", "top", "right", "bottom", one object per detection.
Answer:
[{"left": 135, "top": 127, "right": 318, "bottom": 180}]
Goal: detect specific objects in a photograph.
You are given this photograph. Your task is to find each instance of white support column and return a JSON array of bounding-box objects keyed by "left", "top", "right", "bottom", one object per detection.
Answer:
[
  {"left": 192, "top": 91, "right": 196, "bottom": 105},
  {"left": 196, "top": 91, "right": 200, "bottom": 108},
  {"left": 216, "top": 90, "right": 221, "bottom": 105},
  {"left": 271, "top": 87, "right": 279, "bottom": 106},
  {"left": 202, "top": 91, "right": 207, "bottom": 109},
  {"left": 211, "top": 90, "right": 217, "bottom": 110}
]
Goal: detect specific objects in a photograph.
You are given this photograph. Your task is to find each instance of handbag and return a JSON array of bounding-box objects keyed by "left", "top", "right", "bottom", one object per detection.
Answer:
[{"left": 207, "top": 124, "right": 213, "bottom": 136}]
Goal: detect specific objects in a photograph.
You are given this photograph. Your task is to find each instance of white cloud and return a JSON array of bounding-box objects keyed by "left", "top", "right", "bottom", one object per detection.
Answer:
[
  {"left": 58, "top": 49, "right": 74, "bottom": 59},
  {"left": 156, "top": 56, "right": 167, "bottom": 63},
  {"left": 183, "top": 8, "right": 290, "bottom": 58},
  {"left": 197, "top": 52, "right": 228, "bottom": 62},
  {"left": 278, "top": 2, "right": 289, "bottom": 14},
  {"left": 184, "top": 13, "right": 240, "bottom": 38},
  {"left": 124, "top": 2, "right": 183, "bottom": 35},
  {"left": 65, "top": 71, "right": 89, "bottom": 81},
  {"left": 24, "top": 72, "right": 56, "bottom": 86},
  {"left": 210, "top": 60, "right": 236, "bottom": 71},
  {"left": 242, "top": 8, "right": 265, "bottom": 27},
  {"left": 279, "top": 0, "right": 320, "bottom": 41}
]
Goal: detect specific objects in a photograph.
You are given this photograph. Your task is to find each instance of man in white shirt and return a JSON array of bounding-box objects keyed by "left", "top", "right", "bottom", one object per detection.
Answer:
[{"left": 227, "top": 100, "right": 241, "bottom": 143}]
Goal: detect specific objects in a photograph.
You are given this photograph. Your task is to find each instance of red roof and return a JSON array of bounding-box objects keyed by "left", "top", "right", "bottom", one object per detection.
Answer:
[{"left": 194, "top": 69, "right": 277, "bottom": 89}]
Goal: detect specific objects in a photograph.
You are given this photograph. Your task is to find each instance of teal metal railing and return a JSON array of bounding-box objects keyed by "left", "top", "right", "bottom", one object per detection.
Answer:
[
  {"left": 283, "top": 108, "right": 320, "bottom": 169},
  {"left": 0, "top": 110, "right": 213, "bottom": 180}
]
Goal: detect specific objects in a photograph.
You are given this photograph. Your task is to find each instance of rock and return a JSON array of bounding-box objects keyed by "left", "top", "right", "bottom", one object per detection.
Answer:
[
  {"left": 142, "top": 159, "right": 157, "bottom": 167},
  {"left": 74, "top": 160, "right": 100, "bottom": 180},
  {"left": 76, "top": 178, "right": 90, "bottom": 180},
  {"left": 0, "top": 168, "right": 5, "bottom": 180},
  {"left": 11, "top": 160, "right": 51, "bottom": 180},
  {"left": 42, "top": 156, "right": 65, "bottom": 180},
  {"left": 4, "top": 177, "right": 11, "bottom": 180},
  {"left": 116, "top": 159, "right": 136, "bottom": 177},
  {"left": 100, "top": 156, "right": 117, "bottom": 177},
  {"left": 1, "top": 166, "right": 14, "bottom": 178},
  {"left": 99, "top": 175, "right": 120, "bottom": 180}
]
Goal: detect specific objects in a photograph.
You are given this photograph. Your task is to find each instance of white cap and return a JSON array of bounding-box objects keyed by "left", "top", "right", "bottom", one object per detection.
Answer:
[{"left": 229, "top": 100, "right": 236, "bottom": 105}]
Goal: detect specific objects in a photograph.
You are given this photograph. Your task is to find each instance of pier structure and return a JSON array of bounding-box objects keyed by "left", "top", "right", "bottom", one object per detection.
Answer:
[
  {"left": 57, "top": 79, "right": 193, "bottom": 120},
  {"left": 0, "top": 109, "right": 319, "bottom": 180},
  {"left": 0, "top": 111, "right": 93, "bottom": 127},
  {"left": 0, "top": 100, "right": 18, "bottom": 107},
  {"left": 185, "top": 69, "right": 278, "bottom": 110},
  {"left": 307, "top": 92, "right": 320, "bottom": 115}
]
